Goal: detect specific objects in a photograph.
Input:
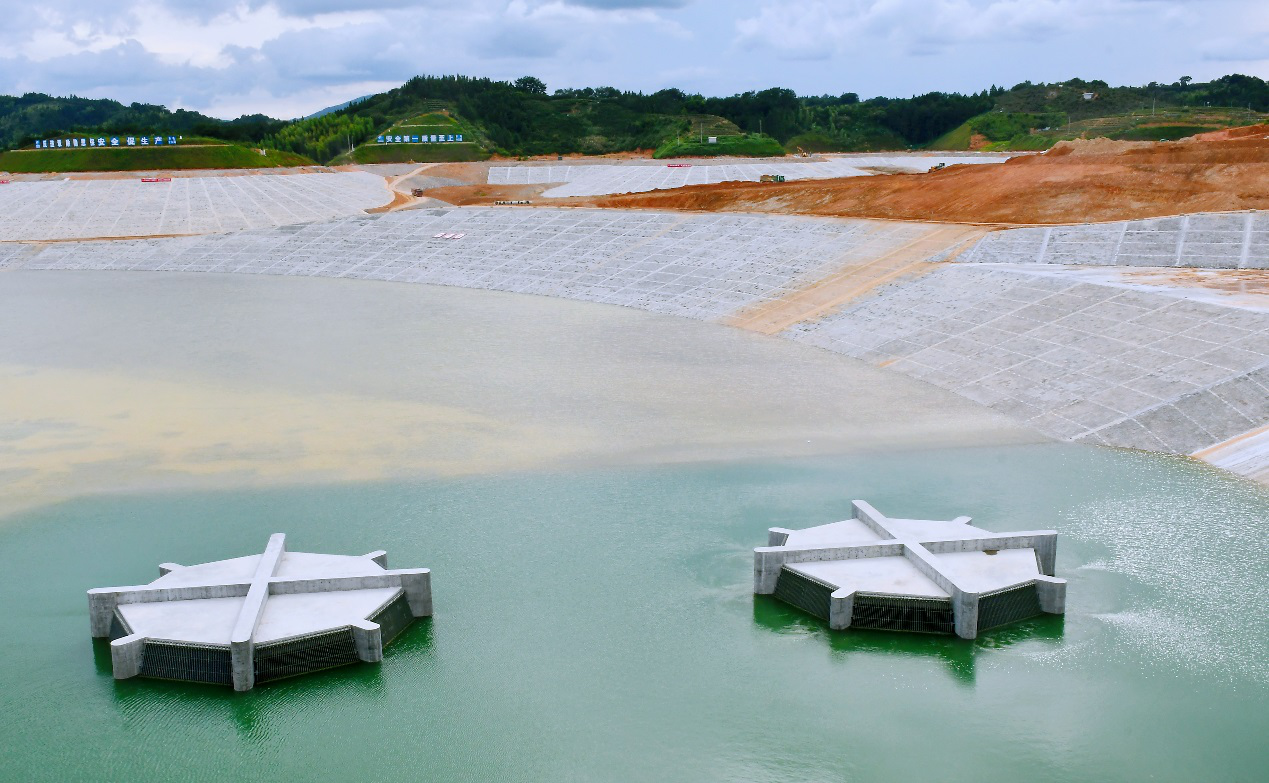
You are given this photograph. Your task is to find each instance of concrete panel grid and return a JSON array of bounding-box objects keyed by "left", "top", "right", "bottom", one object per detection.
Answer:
[
  {"left": 962, "top": 211, "right": 1269, "bottom": 269},
  {"left": 787, "top": 264, "right": 1269, "bottom": 455},
  {"left": 10, "top": 205, "right": 1266, "bottom": 478},
  {"left": 0, "top": 172, "right": 391, "bottom": 241},
  {"left": 488, "top": 155, "right": 1012, "bottom": 198}
]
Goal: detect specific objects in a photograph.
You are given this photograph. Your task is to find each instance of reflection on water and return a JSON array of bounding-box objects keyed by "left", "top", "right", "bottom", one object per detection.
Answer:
[
  {"left": 97, "top": 619, "right": 434, "bottom": 743},
  {"left": 752, "top": 595, "right": 1066, "bottom": 684}
]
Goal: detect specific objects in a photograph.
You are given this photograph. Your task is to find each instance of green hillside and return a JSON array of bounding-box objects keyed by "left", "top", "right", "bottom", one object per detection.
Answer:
[
  {"left": 929, "top": 104, "right": 1267, "bottom": 151},
  {"left": 654, "top": 133, "right": 784, "bottom": 159},
  {"left": 0, "top": 142, "right": 313, "bottom": 173},
  {"left": 333, "top": 142, "right": 489, "bottom": 165},
  {"left": 5, "top": 72, "right": 1268, "bottom": 169},
  {"left": 0, "top": 93, "right": 283, "bottom": 152},
  {"left": 326, "top": 109, "right": 490, "bottom": 164}
]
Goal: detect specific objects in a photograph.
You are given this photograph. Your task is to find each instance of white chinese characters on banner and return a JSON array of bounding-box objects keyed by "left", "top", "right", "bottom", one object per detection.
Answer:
[{"left": 36, "top": 133, "right": 180, "bottom": 149}]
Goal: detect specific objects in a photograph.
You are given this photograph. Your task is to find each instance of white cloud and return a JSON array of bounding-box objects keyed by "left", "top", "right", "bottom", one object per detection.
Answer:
[
  {"left": 0, "top": 0, "right": 1263, "bottom": 118},
  {"left": 735, "top": 0, "right": 1175, "bottom": 59}
]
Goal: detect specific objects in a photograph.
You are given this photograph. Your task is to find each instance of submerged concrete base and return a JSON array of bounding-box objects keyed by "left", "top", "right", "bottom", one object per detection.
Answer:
[
  {"left": 756, "top": 501, "right": 1066, "bottom": 639},
  {"left": 89, "top": 534, "right": 432, "bottom": 691}
]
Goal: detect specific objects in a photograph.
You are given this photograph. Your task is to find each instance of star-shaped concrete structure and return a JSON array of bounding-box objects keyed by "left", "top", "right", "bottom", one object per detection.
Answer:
[
  {"left": 89, "top": 534, "right": 432, "bottom": 691},
  {"left": 754, "top": 501, "right": 1065, "bottom": 638}
]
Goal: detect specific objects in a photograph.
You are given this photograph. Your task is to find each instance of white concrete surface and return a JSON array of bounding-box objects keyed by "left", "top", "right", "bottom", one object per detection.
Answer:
[
  {"left": 791, "top": 557, "right": 948, "bottom": 598},
  {"left": 488, "top": 154, "right": 1013, "bottom": 198},
  {"left": 755, "top": 500, "right": 1065, "bottom": 639},
  {"left": 22, "top": 206, "right": 935, "bottom": 323},
  {"left": 0, "top": 172, "right": 391, "bottom": 241},
  {"left": 14, "top": 205, "right": 1266, "bottom": 483},
  {"left": 88, "top": 533, "right": 432, "bottom": 690},
  {"left": 788, "top": 262, "right": 1269, "bottom": 464},
  {"left": 961, "top": 212, "right": 1269, "bottom": 270}
]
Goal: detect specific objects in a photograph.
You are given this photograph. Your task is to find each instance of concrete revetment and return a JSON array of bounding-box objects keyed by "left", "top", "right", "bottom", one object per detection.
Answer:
[
  {"left": 755, "top": 501, "right": 1065, "bottom": 638},
  {"left": 89, "top": 534, "right": 432, "bottom": 691}
]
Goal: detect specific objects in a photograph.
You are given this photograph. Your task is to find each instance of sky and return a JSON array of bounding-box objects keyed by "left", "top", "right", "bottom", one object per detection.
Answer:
[{"left": 0, "top": 0, "right": 1265, "bottom": 119}]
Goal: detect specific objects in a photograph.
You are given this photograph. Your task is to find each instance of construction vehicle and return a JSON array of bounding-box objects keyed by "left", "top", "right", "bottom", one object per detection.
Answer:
[
  {"left": 796, "top": 146, "right": 810, "bottom": 157},
  {"left": 759, "top": 174, "right": 786, "bottom": 183}
]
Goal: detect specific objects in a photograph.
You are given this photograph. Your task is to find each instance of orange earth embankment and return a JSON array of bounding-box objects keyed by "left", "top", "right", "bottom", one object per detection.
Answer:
[{"left": 582, "top": 128, "right": 1269, "bottom": 225}]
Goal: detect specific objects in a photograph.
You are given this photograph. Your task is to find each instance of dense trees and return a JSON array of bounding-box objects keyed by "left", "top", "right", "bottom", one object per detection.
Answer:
[
  {"left": 3, "top": 73, "right": 1266, "bottom": 160},
  {"left": 0, "top": 93, "right": 285, "bottom": 151}
]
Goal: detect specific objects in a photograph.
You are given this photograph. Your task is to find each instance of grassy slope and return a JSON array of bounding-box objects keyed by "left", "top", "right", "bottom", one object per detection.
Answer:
[
  {"left": 926, "top": 121, "right": 976, "bottom": 151},
  {"left": 334, "top": 142, "right": 489, "bottom": 164},
  {"left": 0, "top": 143, "right": 312, "bottom": 173},
  {"left": 654, "top": 134, "right": 784, "bottom": 159},
  {"left": 929, "top": 106, "right": 1266, "bottom": 151},
  {"left": 337, "top": 109, "right": 485, "bottom": 163}
]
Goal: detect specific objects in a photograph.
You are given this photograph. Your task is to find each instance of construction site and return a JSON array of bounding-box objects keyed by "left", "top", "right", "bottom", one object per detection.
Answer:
[
  {"left": 3, "top": 126, "right": 1265, "bottom": 482},
  {"left": 2, "top": 108, "right": 1268, "bottom": 783}
]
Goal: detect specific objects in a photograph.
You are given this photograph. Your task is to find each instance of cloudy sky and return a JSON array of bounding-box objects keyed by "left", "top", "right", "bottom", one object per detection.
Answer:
[{"left": 1, "top": 0, "right": 1265, "bottom": 119}]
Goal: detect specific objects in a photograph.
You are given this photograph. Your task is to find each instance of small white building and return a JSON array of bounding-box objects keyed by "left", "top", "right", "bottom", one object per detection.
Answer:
[
  {"left": 754, "top": 501, "right": 1065, "bottom": 638},
  {"left": 89, "top": 534, "right": 432, "bottom": 690}
]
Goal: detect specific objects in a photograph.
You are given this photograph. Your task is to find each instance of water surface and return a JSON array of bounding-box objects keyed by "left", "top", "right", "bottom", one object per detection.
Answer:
[{"left": 1, "top": 446, "right": 1266, "bottom": 782}]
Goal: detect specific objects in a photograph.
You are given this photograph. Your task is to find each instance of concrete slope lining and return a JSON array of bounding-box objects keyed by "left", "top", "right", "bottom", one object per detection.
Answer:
[
  {"left": 14, "top": 207, "right": 945, "bottom": 324},
  {"left": 0, "top": 172, "right": 392, "bottom": 242},
  {"left": 487, "top": 155, "right": 1013, "bottom": 198},
  {"left": 961, "top": 212, "right": 1269, "bottom": 269},
  {"left": 784, "top": 264, "right": 1269, "bottom": 476},
  {"left": 11, "top": 205, "right": 1265, "bottom": 482},
  {"left": 727, "top": 226, "right": 986, "bottom": 335}
]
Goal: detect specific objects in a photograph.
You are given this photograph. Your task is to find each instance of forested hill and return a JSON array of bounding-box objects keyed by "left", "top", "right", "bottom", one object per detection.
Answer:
[
  {"left": 264, "top": 74, "right": 998, "bottom": 161},
  {"left": 3, "top": 73, "right": 1267, "bottom": 162},
  {"left": 0, "top": 94, "right": 284, "bottom": 152},
  {"left": 265, "top": 73, "right": 1269, "bottom": 163}
]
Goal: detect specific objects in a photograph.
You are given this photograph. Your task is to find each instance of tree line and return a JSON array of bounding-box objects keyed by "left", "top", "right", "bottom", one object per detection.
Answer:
[{"left": 2, "top": 73, "right": 1266, "bottom": 160}]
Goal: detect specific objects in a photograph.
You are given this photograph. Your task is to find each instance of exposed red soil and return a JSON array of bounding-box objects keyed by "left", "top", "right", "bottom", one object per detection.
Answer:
[
  {"left": 580, "top": 127, "right": 1269, "bottom": 225},
  {"left": 422, "top": 183, "right": 552, "bottom": 205}
]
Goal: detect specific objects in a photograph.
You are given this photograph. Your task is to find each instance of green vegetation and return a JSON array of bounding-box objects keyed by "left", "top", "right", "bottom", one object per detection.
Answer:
[
  {"left": 331, "top": 142, "right": 489, "bottom": 165},
  {"left": 0, "top": 93, "right": 283, "bottom": 152},
  {"left": 784, "top": 132, "right": 849, "bottom": 153},
  {"left": 970, "top": 112, "right": 1057, "bottom": 142},
  {"left": 653, "top": 133, "right": 784, "bottom": 159},
  {"left": 263, "top": 113, "right": 377, "bottom": 164},
  {"left": 931, "top": 100, "right": 1266, "bottom": 152},
  {"left": 395, "top": 112, "right": 460, "bottom": 128},
  {"left": 0, "top": 144, "right": 312, "bottom": 173},
  {"left": 926, "top": 122, "right": 976, "bottom": 151},
  {"left": 982, "top": 134, "right": 1054, "bottom": 152},
  {"left": 4, "top": 72, "right": 1269, "bottom": 170},
  {"left": 1111, "top": 125, "right": 1221, "bottom": 141}
]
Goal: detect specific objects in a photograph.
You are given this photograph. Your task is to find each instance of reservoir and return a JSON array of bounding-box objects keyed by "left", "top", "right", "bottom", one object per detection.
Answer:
[{"left": 1, "top": 270, "right": 1265, "bottom": 781}]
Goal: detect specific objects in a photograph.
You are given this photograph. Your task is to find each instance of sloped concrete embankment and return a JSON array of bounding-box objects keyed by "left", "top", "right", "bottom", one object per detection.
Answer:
[
  {"left": 7, "top": 206, "right": 1266, "bottom": 482},
  {"left": 786, "top": 261, "right": 1268, "bottom": 482}
]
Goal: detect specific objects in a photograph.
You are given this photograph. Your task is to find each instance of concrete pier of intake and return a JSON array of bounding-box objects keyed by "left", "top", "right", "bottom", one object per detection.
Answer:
[
  {"left": 88, "top": 534, "right": 432, "bottom": 691},
  {"left": 755, "top": 501, "right": 1066, "bottom": 639}
]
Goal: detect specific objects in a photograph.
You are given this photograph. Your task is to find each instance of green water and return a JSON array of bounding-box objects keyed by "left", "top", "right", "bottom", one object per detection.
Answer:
[{"left": 2, "top": 443, "right": 1266, "bottom": 782}]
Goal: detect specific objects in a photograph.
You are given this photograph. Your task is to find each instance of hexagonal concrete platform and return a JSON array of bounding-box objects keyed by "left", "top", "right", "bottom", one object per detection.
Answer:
[
  {"left": 88, "top": 534, "right": 432, "bottom": 690},
  {"left": 754, "top": 501, "right": 1065, "bottom": 638}
]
